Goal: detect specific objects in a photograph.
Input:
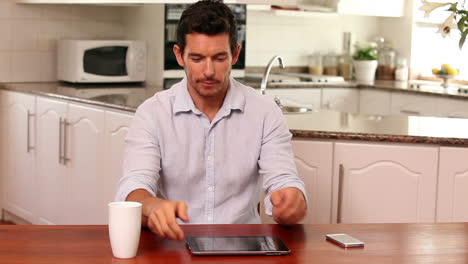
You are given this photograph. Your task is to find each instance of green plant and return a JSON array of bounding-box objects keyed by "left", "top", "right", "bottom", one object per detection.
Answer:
[
  {"left": 419, "top": 0, "right": 468, "bottom": 49},
  {"left": 353, "top": 42, "right": 378, "bottom": 61}
]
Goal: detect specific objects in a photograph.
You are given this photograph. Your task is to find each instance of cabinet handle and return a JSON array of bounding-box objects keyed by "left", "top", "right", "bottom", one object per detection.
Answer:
[
  {"left": 59, "top": 118, "right": 63, "bottom": 164},
  {"left": 63, "top": 119, "right": 70, "bottom": 165},
  {"left": 400, "top": 110, "right": 420, "bottom": 115},
  {"left": 337, "top": 164, "right": 344, "bottom": 224},
  {"left": 26, "top": 110, "right": 35, "bottom": 153}
]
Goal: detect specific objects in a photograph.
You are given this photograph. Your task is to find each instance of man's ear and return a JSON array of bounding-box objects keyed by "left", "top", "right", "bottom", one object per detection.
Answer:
[
  {"left": 173, "top": 44, "right": 185, "bottom": 67},
  {"left": 231, "top": 44, "right": 241, "bottom": 65}
]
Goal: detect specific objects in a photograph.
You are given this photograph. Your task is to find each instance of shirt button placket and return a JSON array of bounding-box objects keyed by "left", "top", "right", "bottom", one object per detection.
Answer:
[{"left": 205, "top": 123, "right": 215, "bottom": 224}]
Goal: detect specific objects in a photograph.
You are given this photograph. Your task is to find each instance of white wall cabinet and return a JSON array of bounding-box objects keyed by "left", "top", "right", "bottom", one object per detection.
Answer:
[
  {"left": 338, "top": 0, "right": 405, "bottom": 17},
  {"left": 437, "top": 147, "right": 468, "bottom": 223},
  {"left": 260, "top": 139, "right": 333, "bottom": 224},
  {"left": 332, "top": 142, "right": 438, "bottom": 224},
  {"left": 1, "top": 91, "right": 37, "bottom": 223}
]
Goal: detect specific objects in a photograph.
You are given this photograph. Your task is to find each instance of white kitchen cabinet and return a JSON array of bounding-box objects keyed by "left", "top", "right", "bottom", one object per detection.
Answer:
[
  {"left": 359, "top": 89, "right": 391, "bottom": 116},
  {"left": 17, "top": 0, "right": 294, "bottom": 4},
  {"left": 1, "top": 91, "right": 37, "bottom": 223},
  {"left": 338, "top": 0, "right": 405, "bottom": 17},
  {"left": 260, "top": 139, "right": 333, "bottom": 224},
  {"left": 321, "top": 88, "right": 359, "bottom": 114},
  {"left": 36, "top": 97, "right": 106, "bottom": 225},
  {"left": 36, "top": 97, "right": 68, "bottom": 225},
  {"left": 103, "top": 110, "right": 133, "bottom": 205},
  {"left": 266, "top": 88, "right": 321, "bottom": 110},
  {"left": 437, "top": 147, "right": 468, "bottom": 223},
  {"left": 390, "top": 92, "right": 438, "bottom": 116},
  {"left": 332, "top": 142, "right": 438, "bottom": 224},
  {"left": 436, "top": 97, "right": 468, "bottom": 118}
]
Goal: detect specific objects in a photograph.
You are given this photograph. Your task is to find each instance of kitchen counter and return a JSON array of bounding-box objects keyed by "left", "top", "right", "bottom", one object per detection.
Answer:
[
  {"left": 3, "top": 81, "right": 468, "bottom": 146},
  {"left": 2, "top": 223, "right": 468, "bottom": 264}
]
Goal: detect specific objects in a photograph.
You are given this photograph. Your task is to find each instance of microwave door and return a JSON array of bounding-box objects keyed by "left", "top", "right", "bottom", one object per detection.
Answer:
[{"left": 83, "top": 46, "right": 128, "bottom": 77}]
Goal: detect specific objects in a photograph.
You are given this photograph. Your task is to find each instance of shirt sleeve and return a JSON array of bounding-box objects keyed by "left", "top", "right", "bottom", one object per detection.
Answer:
[
  {"left": 114, "top": 99, "right": 161, "bottom": 201},
  {"left": 258, "top": 105, "right": 308, "bottom": 216}
]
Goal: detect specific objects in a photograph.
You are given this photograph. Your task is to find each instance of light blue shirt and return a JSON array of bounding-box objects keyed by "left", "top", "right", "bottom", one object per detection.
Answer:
[{"left": 116, "top": 77, "right": 307, "bottom": 224}]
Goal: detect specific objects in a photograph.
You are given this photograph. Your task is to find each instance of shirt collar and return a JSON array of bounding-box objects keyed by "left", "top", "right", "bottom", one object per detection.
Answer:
[{"left": 173, "top": 77, "right": 245, "bottom": 115}]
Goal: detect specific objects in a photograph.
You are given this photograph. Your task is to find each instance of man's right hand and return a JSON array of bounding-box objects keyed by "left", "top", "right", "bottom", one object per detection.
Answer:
[
  {"left": 143, "top": 197, "right": 189, "bottom": 240},
  {"left": 126, "top": 189, "right": 189, "bottom": 241}
]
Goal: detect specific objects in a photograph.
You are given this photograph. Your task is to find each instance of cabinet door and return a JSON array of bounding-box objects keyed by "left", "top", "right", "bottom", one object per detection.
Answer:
[
  {"left": 260, "top": 139, "right": 333, "bottom": 224},
  {"left": 333, "top": 142, "right": 438, "bottom": 224},
  {"left": 66, "top": 103, "right": 105, "bottom": 224},
  {"left": 322, "top": 88, "right": 359, "bottom": 114},
  {"left": 338, "top": 0, "right": 404, "bottom": 17},
  {"left": 36, "top": 97, "right": 68, "bottom": 225},
  {"left": 359, "top": 89, "right": 390, "bottom": 116},
  {"left": 436, "top": 97, "right": 468, "bottom": 118},
  {"left": 437, "top": 147, "right": 468, "bottom": 222},
  {"left": 265, "top": 88, "right": 321, "bottom": 110},
  {"left": 2, "top": 91, "right": 36, "bottom": 223},
  {"left": 390, "top": 92, "right": 437, "bottom": 116},
  {"left": 103, "top": 111, "right": 133, "bottom": 205}
]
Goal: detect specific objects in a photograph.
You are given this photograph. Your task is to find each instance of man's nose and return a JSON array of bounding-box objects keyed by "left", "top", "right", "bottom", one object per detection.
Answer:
[{"left": 203, "top": 59, "right": 215, "bottom": 77}]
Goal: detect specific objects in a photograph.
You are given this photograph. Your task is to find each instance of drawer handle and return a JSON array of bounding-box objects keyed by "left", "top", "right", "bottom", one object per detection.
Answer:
[
  {"left": 400, "top": 110, "right": 420, "bottom": 115},
  {"left": 337, "top": 164, "right": 344, "bottom": 224},
  {"left": 26, "top": 110, "right": 35, "bottom": 153}
]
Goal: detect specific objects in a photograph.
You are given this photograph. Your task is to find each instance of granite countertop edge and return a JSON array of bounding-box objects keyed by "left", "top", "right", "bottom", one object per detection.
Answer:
[{"left": 291, "top": 130, "right": 468, "bottom": 147}]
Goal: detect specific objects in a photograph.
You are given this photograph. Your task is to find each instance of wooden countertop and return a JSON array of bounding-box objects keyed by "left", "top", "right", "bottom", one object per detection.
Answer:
[{"left": 1, "top": 223, "right": 468, "bottom": 263}]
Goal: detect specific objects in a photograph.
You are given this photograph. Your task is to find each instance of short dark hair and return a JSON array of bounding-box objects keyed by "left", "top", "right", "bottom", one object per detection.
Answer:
[{"left": 177, "top": 0, "right": 238, "bottom": 55}]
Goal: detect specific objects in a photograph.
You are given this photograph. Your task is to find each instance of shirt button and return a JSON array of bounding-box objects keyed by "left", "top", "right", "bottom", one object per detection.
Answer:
[
  {"left": 207, "top": 156, "right": 213, "bottom": 161},
  {"left": 208, "top": 186, "right": 214, "bottom": 191},
  {"left": 207, "top": 216, "right": 213, "bottom": 221}
]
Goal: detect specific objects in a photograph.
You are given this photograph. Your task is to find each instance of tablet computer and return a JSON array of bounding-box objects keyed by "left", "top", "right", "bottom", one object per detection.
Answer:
[{"left": 185, "top": 236, "right": 291, "bottom": 256}]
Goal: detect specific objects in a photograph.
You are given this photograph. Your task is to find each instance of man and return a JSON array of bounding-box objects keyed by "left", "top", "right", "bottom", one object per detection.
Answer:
[{"left": 116, "top": 0, "right": 307, "bottom": 241}]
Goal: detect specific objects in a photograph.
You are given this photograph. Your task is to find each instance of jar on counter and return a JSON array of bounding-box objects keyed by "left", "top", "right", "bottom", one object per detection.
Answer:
[
  {"left": 395, "top": 57, "right": 409, "bottom": 81},
  {"left": 323, "top": 52, "right": 338, "bottom": 76},
  {"left": 339, "top": 53, "right": 353, "bottom": 80},
  {"left": 376, "top": 44, "right": 396, "bottom": 80},
  {"left": 308, "top": 53, "right": 323, "bottom": 75}
]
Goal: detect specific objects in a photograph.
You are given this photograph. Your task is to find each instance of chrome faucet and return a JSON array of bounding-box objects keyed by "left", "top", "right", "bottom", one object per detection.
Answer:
[{"left": 260, "top": 55, "right": 285, "bottom": 95}]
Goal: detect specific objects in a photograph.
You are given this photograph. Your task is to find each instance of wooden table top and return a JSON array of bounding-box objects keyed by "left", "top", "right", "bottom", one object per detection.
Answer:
[{"left": 1, "top": 223, "right": 468, "bottom": 264}]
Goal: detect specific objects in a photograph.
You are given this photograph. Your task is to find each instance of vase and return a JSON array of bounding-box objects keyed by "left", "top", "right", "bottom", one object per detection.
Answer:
[{"left": 352, "top": 60, "right": 378, "bottom": 84}]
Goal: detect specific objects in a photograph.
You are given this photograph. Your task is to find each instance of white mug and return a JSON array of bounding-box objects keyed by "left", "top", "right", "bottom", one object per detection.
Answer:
[{"left": 108, "top": 201, "right": 142, "bottom": 259}]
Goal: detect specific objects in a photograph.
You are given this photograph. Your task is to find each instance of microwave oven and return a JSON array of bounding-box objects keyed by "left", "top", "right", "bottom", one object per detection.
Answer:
[{"left": 57, "top": 40, "right": 146, "bottom": 83}]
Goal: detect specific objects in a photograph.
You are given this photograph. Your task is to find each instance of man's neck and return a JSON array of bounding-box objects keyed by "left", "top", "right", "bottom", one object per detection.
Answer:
[{"left": 188, "top": 87, "right": 228, "bottom": 122}]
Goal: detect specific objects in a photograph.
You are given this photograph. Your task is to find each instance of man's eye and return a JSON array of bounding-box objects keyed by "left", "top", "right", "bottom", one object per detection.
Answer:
[
  {"left": 216, "top": 57, "right": 227, "bottom": 61},
  {"left": 191, "top": 57, "right": 202, "bottom": 62}
]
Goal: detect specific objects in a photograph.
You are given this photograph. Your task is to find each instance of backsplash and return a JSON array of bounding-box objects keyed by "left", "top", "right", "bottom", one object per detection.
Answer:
[
  {"left": 0, "top": 0, "right": 125, "bottom": 82},
  {"left": 245, "top": 9, "right": 380, "bottom": 66}
]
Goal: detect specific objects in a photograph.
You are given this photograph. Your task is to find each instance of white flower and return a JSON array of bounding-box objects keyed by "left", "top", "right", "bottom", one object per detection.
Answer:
[
  {"left": 437, "top": 12, "right": 456, "bottom": 37},
  {"left": 419, "top": 0, "right": 451, "bottom": 17}
]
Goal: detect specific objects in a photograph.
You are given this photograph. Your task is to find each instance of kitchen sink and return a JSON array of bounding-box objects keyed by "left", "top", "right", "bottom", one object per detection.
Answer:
[{"left": 281, "top": 105, "right": 315, "bottom": 114}]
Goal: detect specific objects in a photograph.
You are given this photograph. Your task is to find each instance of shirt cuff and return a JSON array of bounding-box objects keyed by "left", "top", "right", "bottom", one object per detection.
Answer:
[
  {"left": 263, "top": 183, "right": 308, "bottom": 216},
  {"left": 115, "top": 182, "right": 156, "bottom": 202}
]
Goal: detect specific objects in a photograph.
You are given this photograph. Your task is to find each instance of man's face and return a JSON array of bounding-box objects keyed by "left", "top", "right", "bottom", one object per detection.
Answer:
[{"left": 174, "top": 33, "right": 240, "bottom": 99}]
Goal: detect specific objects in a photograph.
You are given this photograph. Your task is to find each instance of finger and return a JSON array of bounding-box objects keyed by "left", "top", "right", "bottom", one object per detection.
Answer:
[
  {"left": 165, "top": 209, "right": 184, "bottom": 241},
  {"left": 155, "top": 211, "right": 178, "bottom": 240},
  {"left": 149, "top": 213, "right": 164, "bottom": 238},
  {"left": 176, "top": 202, "right": 189, "bottom": 223},
  {"left": 270, "top": 191, "right": 283, "bottom": 207}
]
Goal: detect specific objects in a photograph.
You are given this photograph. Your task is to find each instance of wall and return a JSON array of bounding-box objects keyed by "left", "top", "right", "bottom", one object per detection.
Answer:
[
  {"left": 0, "top": 0, "right": 125, "bottom": 83},
  {"left": 122, "top": 4, "right": 165, "bottom": 86},
  {"left": 245, "top": 9, "right": 380, "bottom": 66}
]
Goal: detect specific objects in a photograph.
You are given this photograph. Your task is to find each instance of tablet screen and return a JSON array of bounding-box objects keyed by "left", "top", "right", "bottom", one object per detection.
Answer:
[{"left": 185, "top": 236, "right": 291, "bottom": 256}]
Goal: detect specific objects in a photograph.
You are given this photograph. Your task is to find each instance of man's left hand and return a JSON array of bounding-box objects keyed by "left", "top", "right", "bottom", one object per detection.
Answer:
[{"left": 270, "top": 187, "right": 306, "bottom": 225}]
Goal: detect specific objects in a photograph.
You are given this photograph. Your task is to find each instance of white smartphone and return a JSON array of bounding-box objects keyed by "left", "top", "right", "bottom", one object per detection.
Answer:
[{"left": 326, "top": 234, "right": 365, "bottom": 248}]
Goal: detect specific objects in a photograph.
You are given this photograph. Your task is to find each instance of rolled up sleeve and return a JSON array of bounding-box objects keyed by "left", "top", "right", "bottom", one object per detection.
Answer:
[
  {"left": 115, "top": 100, "right": 161, "bottom": 201},
  {"left": 258, "top": 106, "right": 308, "bottom": 216}
]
